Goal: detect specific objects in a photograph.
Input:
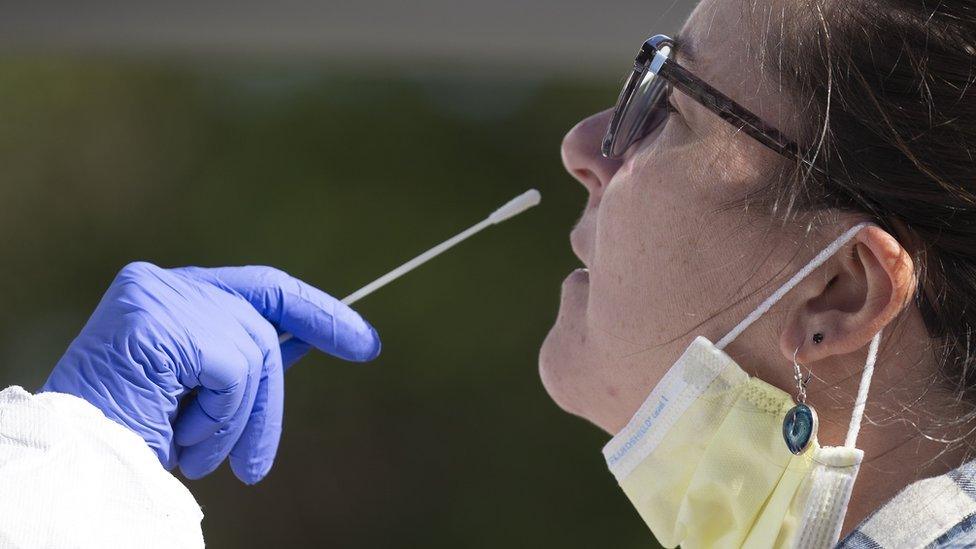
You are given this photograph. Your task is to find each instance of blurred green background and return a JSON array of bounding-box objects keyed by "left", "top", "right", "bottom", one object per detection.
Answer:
[{"left": 0, "top": 57, "right": 666, "bottom": 547}]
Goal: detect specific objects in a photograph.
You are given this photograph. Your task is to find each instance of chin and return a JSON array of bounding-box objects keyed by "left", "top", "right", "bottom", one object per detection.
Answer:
[{"left": 538, "top": 323, "right": 585, "bottom": 418}]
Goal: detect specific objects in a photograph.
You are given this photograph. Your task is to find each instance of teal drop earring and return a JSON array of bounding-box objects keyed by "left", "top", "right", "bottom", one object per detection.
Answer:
[{"left": 783, "top": 335, "right": 821, "bottom": 454}]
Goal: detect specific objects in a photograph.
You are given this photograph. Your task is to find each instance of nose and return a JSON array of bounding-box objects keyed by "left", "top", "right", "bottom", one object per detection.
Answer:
[{"left": 561, "top": 109, "right": 624, "bottom": 204}]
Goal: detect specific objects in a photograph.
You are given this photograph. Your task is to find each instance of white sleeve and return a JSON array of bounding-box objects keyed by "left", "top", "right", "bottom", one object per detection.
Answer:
[{"left": 0, "top": 386, "right": 204, "bottom": 549}]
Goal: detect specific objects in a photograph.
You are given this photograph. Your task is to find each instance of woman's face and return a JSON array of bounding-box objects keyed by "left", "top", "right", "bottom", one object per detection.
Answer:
[{"left": 539, "top": 0, "right": 802, "bottom": 433}]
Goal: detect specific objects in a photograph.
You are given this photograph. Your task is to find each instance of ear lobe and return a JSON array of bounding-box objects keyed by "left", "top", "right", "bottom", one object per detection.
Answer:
[{"left": 780, "top": 225, "right": 915, "bottom": 364}]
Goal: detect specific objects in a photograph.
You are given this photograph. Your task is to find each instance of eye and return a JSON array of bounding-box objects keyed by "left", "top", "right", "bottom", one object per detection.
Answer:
[{"left": 634, "top": 95, "right": 679, "bottom": 144}]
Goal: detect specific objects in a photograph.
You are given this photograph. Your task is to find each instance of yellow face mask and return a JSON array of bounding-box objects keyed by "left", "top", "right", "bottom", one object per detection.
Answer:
[{"left": 602, "top": 223, "right": 883, "bottom": 549}]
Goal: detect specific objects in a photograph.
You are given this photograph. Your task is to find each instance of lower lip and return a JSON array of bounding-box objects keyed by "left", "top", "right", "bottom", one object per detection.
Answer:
[{"left": 566, "top": 268, "right": 589, "bottom": 283}]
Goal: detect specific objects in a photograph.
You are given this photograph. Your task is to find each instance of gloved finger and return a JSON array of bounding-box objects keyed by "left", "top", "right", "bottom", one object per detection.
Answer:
[
  {"left": 178, "top": 337, "right": 264, "bottom": 480},
  {"left": 280, "top": 337, "right": 311, "bottom": 371},
  {"left": 228, "top": 311, "right": 285, "bottom": 484},
  {"left": 173, "top": 334, "right": 251, "bottom": 447},
  {"left": 228, "top": 358, "right": 282, "bottom": 484},
  {"left": 176, "top": 266, "right": 381, "bottom": 362}
]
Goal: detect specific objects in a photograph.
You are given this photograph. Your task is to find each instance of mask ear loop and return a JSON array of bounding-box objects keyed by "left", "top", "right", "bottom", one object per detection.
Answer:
[{"left": 845, "top": 329, "right": 882, "bottom": 448}]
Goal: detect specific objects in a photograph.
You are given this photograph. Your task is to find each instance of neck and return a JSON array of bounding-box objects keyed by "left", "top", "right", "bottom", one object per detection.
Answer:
[{"left": 839, "top": 422, "right": 967, "bottom": 537}]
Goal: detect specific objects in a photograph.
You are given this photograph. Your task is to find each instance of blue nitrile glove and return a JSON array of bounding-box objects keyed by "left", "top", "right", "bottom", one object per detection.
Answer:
[{"left": 42, "top": 262, "right": 381, "bottom": 484}]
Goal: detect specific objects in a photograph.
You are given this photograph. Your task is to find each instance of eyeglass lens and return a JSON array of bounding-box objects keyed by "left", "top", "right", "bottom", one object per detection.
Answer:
[{"left": 610, "top": 44, "right": 672, "bottom": 157}]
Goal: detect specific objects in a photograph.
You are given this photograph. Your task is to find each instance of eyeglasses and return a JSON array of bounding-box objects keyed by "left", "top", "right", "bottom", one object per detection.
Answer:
[{"left": 602, "top": 34, "right": 804, "bottom": 162}]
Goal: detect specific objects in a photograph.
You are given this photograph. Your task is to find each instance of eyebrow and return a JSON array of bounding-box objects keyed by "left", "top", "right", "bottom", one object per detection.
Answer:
[{"left": 671, "top": 33, "right": 697, "bottom": 67}]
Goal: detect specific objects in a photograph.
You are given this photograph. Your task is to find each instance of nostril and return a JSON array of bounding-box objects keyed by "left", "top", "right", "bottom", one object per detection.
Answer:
[
  {"left": 571, "top": 169, "right": 608, "bottom": 207},
  {"left": 573, "top": 168, "right": 602, "bottom": 191}
]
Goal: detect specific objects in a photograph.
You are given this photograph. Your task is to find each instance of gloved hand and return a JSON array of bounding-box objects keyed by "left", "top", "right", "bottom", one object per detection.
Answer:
[{"left": 42, "top": 262, "right": 381, "bottom": 484}]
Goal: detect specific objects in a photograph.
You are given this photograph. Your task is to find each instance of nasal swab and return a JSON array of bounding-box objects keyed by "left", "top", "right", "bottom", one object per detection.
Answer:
[{"left": 278, "top": 188, "right": 541, "bottom": 344}]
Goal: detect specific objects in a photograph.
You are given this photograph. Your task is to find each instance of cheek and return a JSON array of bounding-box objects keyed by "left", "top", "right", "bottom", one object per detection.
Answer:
[{"left": 588, "top": 161, "right": 711, "bottom": 346}]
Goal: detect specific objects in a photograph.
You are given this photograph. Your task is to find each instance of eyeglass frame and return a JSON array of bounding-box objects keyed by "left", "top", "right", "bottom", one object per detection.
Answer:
[{"left": 602, "top": 34, "right": 806, "bottom": 164}]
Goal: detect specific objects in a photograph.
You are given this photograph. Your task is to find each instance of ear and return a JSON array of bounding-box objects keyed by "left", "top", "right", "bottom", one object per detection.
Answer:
[{"left": 779, "top": 225, "right": 916, "bottom": 363}]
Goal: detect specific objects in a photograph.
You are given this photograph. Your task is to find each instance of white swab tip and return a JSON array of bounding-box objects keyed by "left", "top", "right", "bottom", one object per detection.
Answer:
[{"left": 488, "top": 189, "right": 541, "bottom": 224}]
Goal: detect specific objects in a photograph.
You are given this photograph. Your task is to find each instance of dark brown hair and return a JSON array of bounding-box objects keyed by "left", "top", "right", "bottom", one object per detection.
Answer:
[{"left": 741, "top": 0, "right": 976, "bottom": 441}]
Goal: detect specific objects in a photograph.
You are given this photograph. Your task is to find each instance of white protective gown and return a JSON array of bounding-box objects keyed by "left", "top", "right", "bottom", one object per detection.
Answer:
[{"left": 0, "top": 386, "right": 204, "bottom": 548}]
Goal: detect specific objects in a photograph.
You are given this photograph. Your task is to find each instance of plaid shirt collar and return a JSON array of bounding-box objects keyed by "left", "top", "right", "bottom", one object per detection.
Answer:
[{"left": 838, "top": 459, "right": 976, "bottom": 548}]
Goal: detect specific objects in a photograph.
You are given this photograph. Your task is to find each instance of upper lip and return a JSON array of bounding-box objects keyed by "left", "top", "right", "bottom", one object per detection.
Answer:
[{"left": 570, "top": 216, "right": 594, "bottom": 270}]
